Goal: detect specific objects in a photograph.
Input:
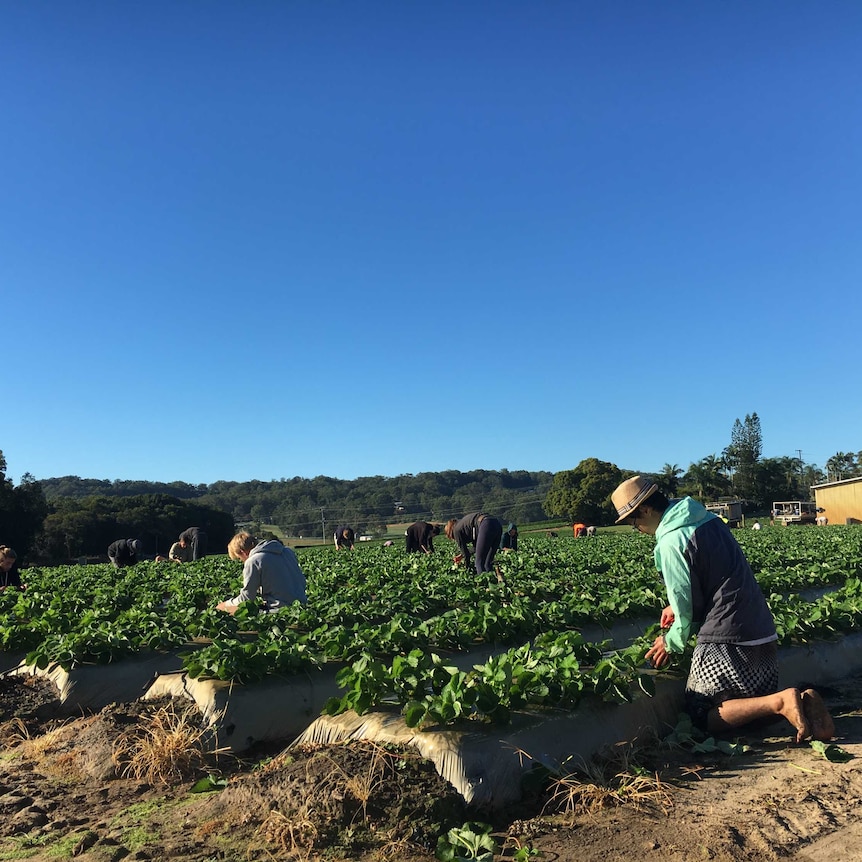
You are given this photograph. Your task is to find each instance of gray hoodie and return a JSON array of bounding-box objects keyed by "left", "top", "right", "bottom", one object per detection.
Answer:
[{"left": 231, "top": 540, "right": 307, "bottom": 611}]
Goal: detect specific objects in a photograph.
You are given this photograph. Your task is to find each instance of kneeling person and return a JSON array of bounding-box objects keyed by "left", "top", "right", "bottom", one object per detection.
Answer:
[
  {"left": 611, "top": 476, "right": 834, "bottom": 744},
  {"left": 217, "top": 533, "right": 307, "bottom": 614}
]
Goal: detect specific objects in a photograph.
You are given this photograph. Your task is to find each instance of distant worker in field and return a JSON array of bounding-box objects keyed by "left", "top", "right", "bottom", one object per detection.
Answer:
[
  {"left": 573, "top": 523, "right": 587, "bottom": 538},
  {"left": 107, "top": 538, "right": 144, "bottom": 568},
  {"left": 334, "top": 525, "right": 355, "bottom": 551},
  {"left": 155, "top": 540, "right": 194, "bottom": 563},
  {"left": 217, "top": 532, "right": 307, "bottom": 614},
  {"left": 405, "top": 521, "right": 441, "bottom": 554},
  {"left": 169, "top": 540, "right": 193, "bottom": 563},
  {"left": 611, "top": 475, "right": 834, "bottom": 744},
  {"left": 445, "top": 513, "right": 504, "bottom": 575},
  {"left": 500, "top": 523, "right": 519, "bottom": 551},
  {"left": 0, "top": 546, "right": 23, "bottom": 590},
  {"left": 178, "top": 526, "right": 208, "bottom": 560}
]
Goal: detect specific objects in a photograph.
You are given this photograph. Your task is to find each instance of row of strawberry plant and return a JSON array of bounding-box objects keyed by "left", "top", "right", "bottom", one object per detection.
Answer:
[
  {"left": 322, "top": 630, "right": 658, "bottom": 728},
  {"left": 9, "top": 543, "right": 667, "bottom": 674},
  {"left": 177, "top": 531, "right": 862, "bottom": 684},
  {"left": 316, "top": 576, "right": 862, "bottom": 727},
  {"left": 6, "top": 527, "right": 862, "bottom": 681}
]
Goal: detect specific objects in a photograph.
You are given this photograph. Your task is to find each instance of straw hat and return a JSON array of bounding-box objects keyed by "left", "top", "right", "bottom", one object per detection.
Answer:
[{"left": 612, "top": 476, "right": 659, "bottom": 524}]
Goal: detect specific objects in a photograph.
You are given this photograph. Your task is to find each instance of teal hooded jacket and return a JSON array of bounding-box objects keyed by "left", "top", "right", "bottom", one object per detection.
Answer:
[{"left": 654, "top": 497, "right": 776, "bottom": 653}]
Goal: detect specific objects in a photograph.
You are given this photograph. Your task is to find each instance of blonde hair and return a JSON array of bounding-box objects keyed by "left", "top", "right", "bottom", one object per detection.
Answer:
[
  {"left": 227, "top": 532, "right": 256, "bottom": 560},
  {"left": 444, "top": 519, "right": 457, "bottom": 540},
  {"left": 0, "top": 546, "right": 16, "bottom": 563}
]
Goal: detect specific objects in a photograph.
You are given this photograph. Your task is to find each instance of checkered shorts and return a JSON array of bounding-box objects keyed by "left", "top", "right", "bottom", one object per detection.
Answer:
[{"left": 684, "top": 641, "right": 778, "bottom": 730}]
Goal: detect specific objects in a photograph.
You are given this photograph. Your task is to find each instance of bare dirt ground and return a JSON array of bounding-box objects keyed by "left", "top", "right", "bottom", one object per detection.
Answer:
[{"left": 0, "top": 670, "right": 859, "bottom": 862}]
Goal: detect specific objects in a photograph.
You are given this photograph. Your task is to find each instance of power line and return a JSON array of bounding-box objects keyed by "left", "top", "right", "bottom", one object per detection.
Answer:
[{"left": 253, "top": 491, "right": 555, "bottom": 535}]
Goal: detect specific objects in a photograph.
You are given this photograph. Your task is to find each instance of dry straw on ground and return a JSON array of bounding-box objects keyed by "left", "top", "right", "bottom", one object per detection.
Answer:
[
  {"left": 0, "top": 717, "right": 31, "bottom": 749},
  {"left": 541, "top": 737, "right": 675, "bottom": 820},
  {"left": 111, "top": 702, "right": 227, "bottom": 785}
]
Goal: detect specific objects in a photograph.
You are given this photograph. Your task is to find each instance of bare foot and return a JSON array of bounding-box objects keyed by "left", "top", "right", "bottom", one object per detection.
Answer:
[
  {"left": 802, "top": 688, "right": 835, "bottom": 741},
  {"left": 777, "top": 687, "right": 810, "bottom": 743}
]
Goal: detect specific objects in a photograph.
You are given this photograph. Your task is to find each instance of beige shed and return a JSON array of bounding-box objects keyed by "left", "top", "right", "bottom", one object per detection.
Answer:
[{"left": 811, "top": 476, "right": 862, "bottom": 525}]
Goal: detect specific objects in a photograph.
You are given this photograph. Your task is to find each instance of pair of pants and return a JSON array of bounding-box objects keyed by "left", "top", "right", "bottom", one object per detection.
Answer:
[
  {"left": 474, "top": 517, "right": 503, "bottom": 574},
  {"left": 189, "top": 532, "right": 208, "bottom": 560}
]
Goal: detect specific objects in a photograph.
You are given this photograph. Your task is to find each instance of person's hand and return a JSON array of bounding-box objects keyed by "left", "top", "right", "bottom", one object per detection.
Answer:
[
  {"left": 660, "top": 605, "right": 675, "bottom": 628},
  {"left": 453, "top": 554, "right": 463, "bottom": 564},
  {"left": 645, "top": 634, "right": 670, "bottom": 668}
]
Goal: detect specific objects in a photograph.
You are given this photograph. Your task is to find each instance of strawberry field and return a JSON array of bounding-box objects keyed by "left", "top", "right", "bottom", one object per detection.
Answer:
[{"left": 5, "top": 526, "right": 862, "bottom": 728}]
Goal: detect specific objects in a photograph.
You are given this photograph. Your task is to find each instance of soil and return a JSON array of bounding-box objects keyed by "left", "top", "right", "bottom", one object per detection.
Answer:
[{"left": 0, "top": 670, "right": 860, "bottom": 862}]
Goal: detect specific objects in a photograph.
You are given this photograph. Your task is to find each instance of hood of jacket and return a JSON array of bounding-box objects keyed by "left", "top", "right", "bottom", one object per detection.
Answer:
[
  {"left": 252, "top": 539, "right": 287, "bottom": 557},
  {"left": 655, "top": 497, "right": 715, "bottom": 539}
]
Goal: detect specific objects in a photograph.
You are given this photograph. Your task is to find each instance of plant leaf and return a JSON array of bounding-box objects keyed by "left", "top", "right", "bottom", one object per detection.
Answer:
[
  {"left": 189, "top": 775, "right": 228, "bottom": 793},
  {"left": 810, "top": 740, "right": 853, "bottom": 762}
]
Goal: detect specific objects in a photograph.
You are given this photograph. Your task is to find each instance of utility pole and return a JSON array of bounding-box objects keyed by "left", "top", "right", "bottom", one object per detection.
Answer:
[{"left": 796, "top": 450, "right": 806, "bottom": 496}]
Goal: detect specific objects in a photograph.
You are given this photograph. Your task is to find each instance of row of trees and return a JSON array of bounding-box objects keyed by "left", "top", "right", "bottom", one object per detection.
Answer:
[
  {"left": 6, "top": 416, "right": 858, "bottom": 562},
  {"left": 542, "top": 452, "right": 826, "bottom": 526},
  {"left": 825, "top": 451, "right": 862, "bottom": 482},
  {"left": 651, "top": 414, "right": 829, "bottom": 507},
  {"left": 542, "top": 415, "right": 839, "bottom": 525},
  {"left": 41, "top": 476, "right": 207, "bottom": 500},
  {"left": 41, "top": 469, "right": 556, "bottom": 540},
  {"left": 0, "top": 453, "right": 48, "bottom": 563},
  {"left": 2, "top": 450, "right": 235, "bottom": 564},
  {"left": 38, "top": 495, "right": 235, "bottom": 564}
]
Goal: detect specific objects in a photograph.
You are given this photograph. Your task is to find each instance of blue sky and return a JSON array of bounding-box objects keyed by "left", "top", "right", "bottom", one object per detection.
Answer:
[{"left": 3, "top": 2, "right": 860, "bottom": 485}]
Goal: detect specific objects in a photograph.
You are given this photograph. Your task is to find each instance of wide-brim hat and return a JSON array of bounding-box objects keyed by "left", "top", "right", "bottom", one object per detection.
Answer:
[{"left": 612, "top": 476, "right": 659, "bottom": 524}]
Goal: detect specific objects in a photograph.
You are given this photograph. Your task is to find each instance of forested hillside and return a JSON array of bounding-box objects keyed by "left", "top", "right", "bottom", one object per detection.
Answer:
[
  {"left": 37, "top": 494, "right": 235, "bottom": 564},
  {"left": 41, "top": 469, "right": 555, "bottom": 540},
  {"left": 41, "top": 477, "right": 206, "bottom": 499}
]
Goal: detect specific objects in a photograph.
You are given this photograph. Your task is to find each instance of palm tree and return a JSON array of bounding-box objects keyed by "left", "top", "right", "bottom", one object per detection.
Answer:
[
  {"left": 683, "top": 456, "right": 729, "bottom": 501},
  {"left": 826, "top": 452, "right": 857, "bottom": 482},
  {"left": 658, "top": 463, "right": 683, "bottom": 497}
]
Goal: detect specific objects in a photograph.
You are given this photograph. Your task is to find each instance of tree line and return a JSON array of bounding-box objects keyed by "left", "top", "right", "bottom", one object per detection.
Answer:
[
  {"left": 543, "top": 415, "right": 845, "bottom": 525},
  {"left": 0, "top": 453, "right": 47, "bottom": 565},
  {"left": 40, "top": 469, "right": 556, "bottom": 547},
  {"left": 39, "top": 494, "right": 235, "bottom": 564},
  {"left": 4, "top": 415, "right": 859, "bottom": 564}
]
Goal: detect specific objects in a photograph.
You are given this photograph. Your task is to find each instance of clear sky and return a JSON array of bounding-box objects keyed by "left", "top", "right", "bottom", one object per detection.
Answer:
[{"left": 3, "top": 2, "right": 860, "bottom": 486}]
